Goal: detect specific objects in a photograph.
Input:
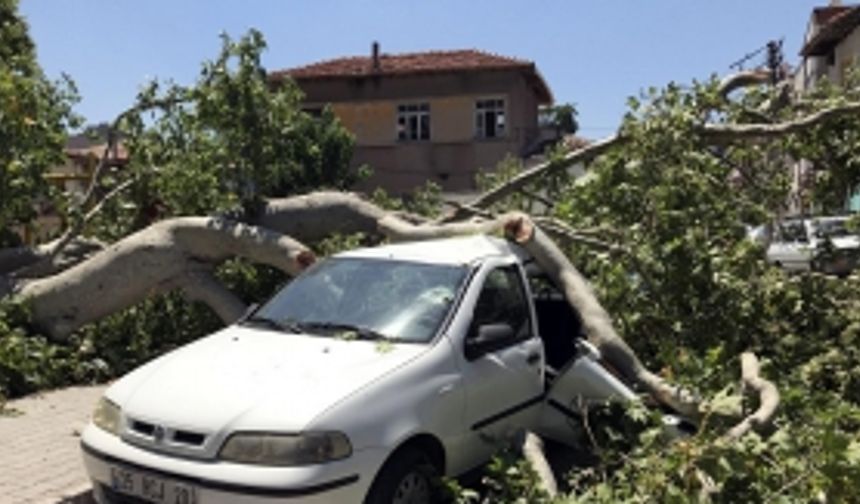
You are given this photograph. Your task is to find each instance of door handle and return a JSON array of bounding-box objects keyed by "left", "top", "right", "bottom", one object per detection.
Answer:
[{"left": 526, "top": 352, "right": 541, "bottom": 366}]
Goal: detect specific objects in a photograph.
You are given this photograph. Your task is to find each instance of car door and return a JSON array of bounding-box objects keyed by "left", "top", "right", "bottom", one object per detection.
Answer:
[
  {"left": 772, "top": 221, "right": 813, "bottom": 270},
  {"left": 455, "top": 259, "right": 544, "bottom": 454},
  {"left": 537, "top": 340, "right": 638, "bottom": 446}
]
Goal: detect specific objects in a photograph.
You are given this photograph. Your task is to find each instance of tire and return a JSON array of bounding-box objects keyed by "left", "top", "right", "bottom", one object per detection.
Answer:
[{"left": 364, "top": 447, "right": 441, "bottom": 504}]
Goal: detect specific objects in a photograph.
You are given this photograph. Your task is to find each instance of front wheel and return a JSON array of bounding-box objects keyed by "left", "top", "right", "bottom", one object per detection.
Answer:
[{"left": 365, "top": 448, "right": 439, "bottom": 504}]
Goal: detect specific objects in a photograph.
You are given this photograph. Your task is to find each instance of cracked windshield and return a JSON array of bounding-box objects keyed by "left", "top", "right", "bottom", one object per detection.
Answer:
[{"left": 253, "top": 258, "right": 468, "bottom": 342}]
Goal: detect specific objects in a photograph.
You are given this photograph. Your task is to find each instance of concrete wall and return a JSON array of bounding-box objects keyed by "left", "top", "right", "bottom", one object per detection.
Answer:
[
  {"left": 801, "top": 25, "right": 860, "bottom": 88},
  {"left": 297, "top": 70, "right": 544, "bottom": 194},
  {"left": 834, "top": 26, "right": 860, "bottom": 84}
]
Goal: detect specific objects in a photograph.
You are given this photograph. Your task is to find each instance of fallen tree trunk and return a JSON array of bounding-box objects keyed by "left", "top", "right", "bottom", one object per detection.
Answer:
[
  {"left": 14, "top": 217, "right": 313, "bottom": 339},
  {"left": 5, "top": 191, "right": 702, "bottom": 417},
  {"left": 501, "top": 214, "right": 700, "bottom": 417}
]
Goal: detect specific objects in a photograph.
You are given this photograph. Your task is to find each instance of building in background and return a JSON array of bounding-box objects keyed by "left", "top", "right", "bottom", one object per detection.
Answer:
[
  {"left": 48, "top": 129, "right": 128, "bottom": 201},
  {"left": 24, "top": 128, "right": 128, "bottom": 244},
  {"left": 794, "top": 2, "right": 860, "bottom": 213},
  {"left": 798, "top": 2, "right": 860, "bottom": 89},
  {"left": 272, "top": 44, "right": 554, "bottom": 194}
]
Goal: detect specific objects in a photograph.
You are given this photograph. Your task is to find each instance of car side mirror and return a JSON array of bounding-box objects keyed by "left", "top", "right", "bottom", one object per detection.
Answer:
[{"left": 465, "top": 323, "right": 515, "bottom": 361}]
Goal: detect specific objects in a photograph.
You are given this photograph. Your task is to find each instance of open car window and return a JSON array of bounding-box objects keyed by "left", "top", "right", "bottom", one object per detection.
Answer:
[{"left": 469, "top": 265, "right": 532, "bottom": 343}]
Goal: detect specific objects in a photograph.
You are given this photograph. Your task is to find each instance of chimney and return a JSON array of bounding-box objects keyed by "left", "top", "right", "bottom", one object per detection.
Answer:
[
  {"left": 372, "top": 41, "right": 380, "bottom": 72},
  {"left": 830, "top": 0, "right": 843, "bottom": 6}
]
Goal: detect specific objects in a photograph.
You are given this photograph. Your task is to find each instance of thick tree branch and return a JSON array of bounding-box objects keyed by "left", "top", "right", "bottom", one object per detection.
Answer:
[
  {"left": 502, "top": 214, "right": 699, "bottom": 417},
  {"left": 457, "top": 135, "right": 623, "bottom": 214},
  {"left": 717, "top": 70, "right": 771, "bottom": 99},
  {"left": 256, "top": 191, "right": 391, "bottom": 242},
  {"left": 178, "top": 269, "right": 246, "bottom": 323},
  {"left": 258, "top": 191, "right": 510, "bottom": 243},
  {"left": 521, "top": 430, "right": 558, "bottom": 498},
  {"left": 725, "top": 352, "right": 779, "bottom": 441},
  {"left": 0, "top": 237, "right": 105, "bottom": 280},
  {"left": 701, "top": 102, "right": 860, "bottom": 143},
  {"left": 535, "top": 217, "right": 628, "bottom": 254},
  {"left": 15, "top": 217, "right": 313, "bottom": 339}
]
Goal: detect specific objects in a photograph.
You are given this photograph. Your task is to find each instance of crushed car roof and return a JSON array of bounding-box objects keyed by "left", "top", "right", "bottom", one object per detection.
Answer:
[{"left": 336, "top": 235, "right": 530, "bottom": 265}]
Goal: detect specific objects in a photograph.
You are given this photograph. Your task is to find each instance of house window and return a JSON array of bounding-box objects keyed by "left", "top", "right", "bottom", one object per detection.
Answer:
[
  {"left": 302, "top": 106, "right": 323, "bottom": 118},
  {"left": 475, "top": 98, "right": 506, "bottom": 139},
  {"left": 397, "top": 103, "right": 430, "bottom": 141}
]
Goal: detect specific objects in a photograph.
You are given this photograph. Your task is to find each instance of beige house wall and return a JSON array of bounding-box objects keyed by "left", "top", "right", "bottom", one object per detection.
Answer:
[
  {"left": 834, "top": 26, "right": 860, "bottom": 84},
  {"left": 296, "top": 70, "right": 545, "bottom": 194},
  {"left": 801, "top": 25, "right": 860, "bottom": 88}
]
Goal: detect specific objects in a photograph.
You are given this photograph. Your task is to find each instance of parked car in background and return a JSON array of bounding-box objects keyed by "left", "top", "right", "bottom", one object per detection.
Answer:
[
  {"left": 766, "top": 216, "right": 860, "bottom": 276},
  {"left": 81, "top": 236, "right": 684, "bottom": 504}
]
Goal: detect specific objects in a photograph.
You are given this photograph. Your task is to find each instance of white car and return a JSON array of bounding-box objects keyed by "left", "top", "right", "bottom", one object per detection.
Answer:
[
  {"left": 81, "top": 236, "right": 669, "bottom": 504},
  {"left": 766, "top": 216, "right": 860, "bottom": 276}
]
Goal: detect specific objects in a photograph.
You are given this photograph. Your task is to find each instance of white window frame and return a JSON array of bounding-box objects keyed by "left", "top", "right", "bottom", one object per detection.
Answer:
[
  {"left": 397, "top": 103, "right": 431, "bottom": 141},
  {"left": 475, "top": 97, "right": 507, "bottom": 139}
]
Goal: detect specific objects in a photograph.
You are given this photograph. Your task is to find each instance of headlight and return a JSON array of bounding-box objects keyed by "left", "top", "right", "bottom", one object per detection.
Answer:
[
  {"left": 92, "top": 397, "right": 121, "bottom": 435},
  {"left": 219, "top": 432, "right": 352, "bottom": 466}
]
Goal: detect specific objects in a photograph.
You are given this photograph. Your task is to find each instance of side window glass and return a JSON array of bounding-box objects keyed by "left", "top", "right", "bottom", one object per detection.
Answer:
[
  {"left": 780, "top": 222, "right": 807, "bottom": 243},
  {"left": 470, "top": 265, "right": 531, "bottom": 342}
]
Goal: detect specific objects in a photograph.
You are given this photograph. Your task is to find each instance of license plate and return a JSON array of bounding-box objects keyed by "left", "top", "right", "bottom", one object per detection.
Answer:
[{"left": 110, "top": 465, "right": 198, "bottom": 504}]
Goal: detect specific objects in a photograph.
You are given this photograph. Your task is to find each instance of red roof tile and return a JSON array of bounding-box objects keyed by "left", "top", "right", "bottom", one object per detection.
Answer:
[
  {"left": 813, "top": 5, "right": 852, "bottom": 25},
  {"left": 802, "top": 5, "right": 860, "bottom": 56},
  {"left": 271, "top": 49, "right": 552, "bottom": 103}
]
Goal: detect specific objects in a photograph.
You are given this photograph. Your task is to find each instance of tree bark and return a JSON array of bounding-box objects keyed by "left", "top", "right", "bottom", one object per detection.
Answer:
[
  {"left": 15, "top": 217, "right": 312, "bottom": 339},
  {"left": 178, "top": 269, "right": 247, "bottom": 323},
  {"left": 0, "top": 237, "right": 105, "bottom": 281},
  {"left": 701, "top": 102, "right": 860, "bottom": 143},
  {"left": 521, "top": 430, "right": 558, "bottom": 498},
  {"left": 501, "top": 214, "right": 700, "bottom": 417},
  {"left": 454, "top": 135, "right": 624, "bottom": 215},
  {"left": 717, "top": 69, "right": 771, "bottom": 98},
  {"left": 725, "top": 352, "right": 779, "bottom": 440}
]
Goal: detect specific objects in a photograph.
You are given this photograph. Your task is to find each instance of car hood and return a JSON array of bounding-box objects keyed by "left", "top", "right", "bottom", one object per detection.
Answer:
[{"left": 111, "top": 326, "right": 426, "bottom": 433}]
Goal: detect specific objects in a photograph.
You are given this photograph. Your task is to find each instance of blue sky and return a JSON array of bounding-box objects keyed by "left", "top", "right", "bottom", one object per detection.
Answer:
[{"left": 21, "top": 1, "right": 824, "bottom": 138}]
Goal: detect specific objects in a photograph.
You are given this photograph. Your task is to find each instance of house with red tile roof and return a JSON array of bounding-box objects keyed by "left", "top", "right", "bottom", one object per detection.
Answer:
[
  {"left": 792, "top": 2, "right": 860, "bottom": 213},
  {"left": 271, "top": 43, "right": 554, "bottom": 194},
  {"left": 798, "top": 2, "right": 860, "bottom": 89}
]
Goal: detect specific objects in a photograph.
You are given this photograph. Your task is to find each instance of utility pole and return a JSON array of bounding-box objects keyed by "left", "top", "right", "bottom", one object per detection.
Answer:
[
  {"left": 766, "top": 39, "right": 785, "bottom": 84},
  {"left": 729, "top": 39, "right": 785, "bottom": 84}
]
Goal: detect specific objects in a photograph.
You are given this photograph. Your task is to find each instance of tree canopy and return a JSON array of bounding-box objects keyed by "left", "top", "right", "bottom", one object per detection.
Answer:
[{"left": 0, "top": 0, "right": 79, "bottom": 246}]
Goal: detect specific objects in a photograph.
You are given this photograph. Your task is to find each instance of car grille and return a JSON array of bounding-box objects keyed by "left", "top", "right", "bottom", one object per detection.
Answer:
[{"left": 129, "top": 419, "right": 206, "bottom": 447}]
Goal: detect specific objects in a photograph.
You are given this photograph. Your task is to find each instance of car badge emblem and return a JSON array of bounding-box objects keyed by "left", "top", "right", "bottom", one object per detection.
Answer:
[{"left": 152, "top": 425, "right": 165, "bottom": 442}]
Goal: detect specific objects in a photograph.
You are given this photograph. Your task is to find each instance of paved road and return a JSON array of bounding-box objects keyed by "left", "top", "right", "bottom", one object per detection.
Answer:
[{"left": 1, "top": 385, "right": 106, "bottom": 504}]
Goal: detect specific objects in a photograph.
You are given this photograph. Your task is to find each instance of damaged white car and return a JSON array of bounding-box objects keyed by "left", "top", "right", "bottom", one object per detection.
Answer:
[{"left": 81, "top": 236, "right": 680, "bottom": 504}]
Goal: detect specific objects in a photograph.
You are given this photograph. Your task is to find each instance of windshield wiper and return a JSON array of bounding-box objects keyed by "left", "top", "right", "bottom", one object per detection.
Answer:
[
  {"left": 300, "top": 321, "right": 389, "bottom": 341},
  {"left": 240, "top": 316, "right": 303, "bottom": 334}
]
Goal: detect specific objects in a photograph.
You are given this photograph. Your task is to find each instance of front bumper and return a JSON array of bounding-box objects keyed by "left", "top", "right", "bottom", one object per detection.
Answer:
[{"left": 81, "top": 423, "right": 384, "bottom": 504}]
